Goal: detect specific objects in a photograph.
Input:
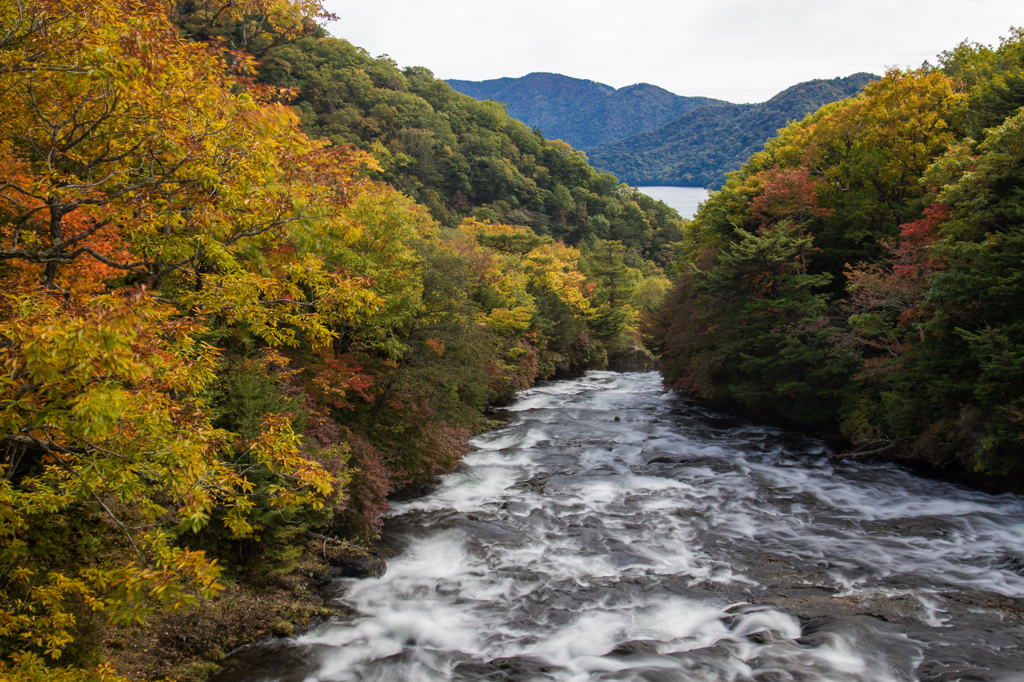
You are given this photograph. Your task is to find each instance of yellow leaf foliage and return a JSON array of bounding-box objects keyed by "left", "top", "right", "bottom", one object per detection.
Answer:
[{"left": 0, "top": 0, "right": 388, "bottom": 676}]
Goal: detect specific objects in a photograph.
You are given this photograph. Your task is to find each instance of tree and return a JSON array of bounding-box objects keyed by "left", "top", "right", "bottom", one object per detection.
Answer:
[
  {"left": 692, "top": 70, "right": 964, "bottom": 284},
  {"left": 778, "top": 69, "right": 964, "bottom": 276},
  {"left": 657, "top": 222, "right": 857, "bottom": 428},
  {"left": 0, "top": 1, "right": 374, "bottom": 674},
  {"left": 582, "top": 239, "right": 640, "bottom": 346}
]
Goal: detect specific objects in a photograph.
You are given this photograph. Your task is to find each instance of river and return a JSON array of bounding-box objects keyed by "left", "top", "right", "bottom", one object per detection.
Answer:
[{"left": 216, "top": 371, "right": 1024, "bottom": 681}]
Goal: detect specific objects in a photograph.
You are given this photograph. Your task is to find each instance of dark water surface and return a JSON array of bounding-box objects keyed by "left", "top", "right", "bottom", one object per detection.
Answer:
[{"left": 218, "top": 372, "right": 1024, "bottom": 681}]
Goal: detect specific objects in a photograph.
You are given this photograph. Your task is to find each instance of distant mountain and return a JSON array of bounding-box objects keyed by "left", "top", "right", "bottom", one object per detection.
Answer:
[
  {"left": 588, "top": 73, "right": 878, "bottom": 189},
  {"left": 447, "top": 72, "right": 725, "bottom": 150}
]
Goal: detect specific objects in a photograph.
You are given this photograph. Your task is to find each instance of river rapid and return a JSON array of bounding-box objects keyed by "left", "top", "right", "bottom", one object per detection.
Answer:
[{"left": 217, "top": 371, "right": 1024, "bottom": 682}]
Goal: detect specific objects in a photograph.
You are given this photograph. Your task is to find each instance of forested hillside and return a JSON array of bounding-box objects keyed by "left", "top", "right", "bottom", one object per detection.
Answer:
[
  {"left": 590, "top": 74, "right": 877, "bottom": 188},
  {"left": 0, "top": 1, "right": 674, "bottom": 679},
  {"left": 447, "top": 72, "right": 725, "bottom": 150},
  {"left": 647, "top": 34, "right": 1024, "bottom": 483},
  {"left": 243, "top": 45, "right": 688, "bottom": 262}
]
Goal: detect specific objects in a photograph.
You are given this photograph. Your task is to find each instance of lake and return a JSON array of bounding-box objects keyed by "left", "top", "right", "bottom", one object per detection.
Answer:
[{"left": 637, "top": 186, "right": 709, "bottom": 219}]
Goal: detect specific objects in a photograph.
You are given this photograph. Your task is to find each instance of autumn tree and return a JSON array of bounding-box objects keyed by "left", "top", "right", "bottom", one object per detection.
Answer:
[
  {"left": 0, "top": 0, "right": 379, "bottom": 676},
  {"left": 841, "top": 108, "right": 1024, "bottom": 473}
]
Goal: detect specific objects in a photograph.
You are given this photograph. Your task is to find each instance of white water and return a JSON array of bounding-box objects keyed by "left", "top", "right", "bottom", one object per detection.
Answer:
[{"left": 224, "top": 372, "right": 1024, "bottom": 682}]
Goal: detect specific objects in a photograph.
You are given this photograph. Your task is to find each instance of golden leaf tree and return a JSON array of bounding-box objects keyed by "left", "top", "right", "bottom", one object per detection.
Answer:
[{"left": 0, "top": 0, "right": 381, "bottom": 677}]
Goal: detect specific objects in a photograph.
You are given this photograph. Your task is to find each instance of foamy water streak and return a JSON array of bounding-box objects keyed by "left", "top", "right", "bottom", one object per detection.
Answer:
[{"left": 225, "top": 372, "right": 1024, "bottom": 682}]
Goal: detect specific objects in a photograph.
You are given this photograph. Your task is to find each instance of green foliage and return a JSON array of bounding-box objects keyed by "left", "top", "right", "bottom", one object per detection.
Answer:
[
  {"left": 0, "top": 1, "right": 665, "bottom": 676},
  {"left": 914, "top": 108, "right": 1024, "bottom": 471},
  {"left": 589, "top": 74, "right": 877, "bottom": 189},
  {"left": 655, "top": 223, "right": 857, "bottom": 428},
  {"left": 834, "top": 71, "right": 1024, "bottom": 473},
  {"left": 231, "top": 33, "right": 683, "bottom": 262},
  {"left": 652, "top": 29, "right": 1024, "bottom": 477}
]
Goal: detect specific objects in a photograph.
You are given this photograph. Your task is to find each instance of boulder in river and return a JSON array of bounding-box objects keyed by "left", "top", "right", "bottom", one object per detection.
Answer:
[{"left": 607, "top": 345, "right": 659, "bottom": 372}]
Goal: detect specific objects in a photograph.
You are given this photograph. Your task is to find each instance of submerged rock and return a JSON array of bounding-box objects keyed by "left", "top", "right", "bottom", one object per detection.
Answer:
[{"left": 606, "top": 640, "right": 661, "bottom": 657}]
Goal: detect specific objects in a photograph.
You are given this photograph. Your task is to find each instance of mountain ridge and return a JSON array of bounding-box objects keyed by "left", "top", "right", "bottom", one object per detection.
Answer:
[
  {"left": 447, "top": 72, "right": 725, "bottom": 150},
  {"left": 450, "top": 72, "right": 878, "bottom": 189},
  {"left": 589, "top": 73, "right": 878, "bottom": 188}
]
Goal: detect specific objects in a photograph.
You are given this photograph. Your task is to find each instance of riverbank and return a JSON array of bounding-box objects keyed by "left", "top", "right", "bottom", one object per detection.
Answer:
[
  {"left": 690, "top": 392, "right": 1024, "bottom": 497},
  {"left": 99, "top": 357, "right": 656, "bottom": 681},
  {"left": 99, "top": 540, "right": 386, "bottom": 681}
]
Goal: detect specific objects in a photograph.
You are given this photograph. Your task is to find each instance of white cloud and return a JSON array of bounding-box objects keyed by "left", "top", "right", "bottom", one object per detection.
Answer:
[{"left": 322, "top": 0, "right": 1022, "bottom": 102}]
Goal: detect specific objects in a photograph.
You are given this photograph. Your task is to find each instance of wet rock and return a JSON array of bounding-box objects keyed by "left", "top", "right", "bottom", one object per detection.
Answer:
[
  {"left": 665, "top": 642, "right": 737, "bottom": 669},
  {"left": 606, "top": 639, "right": 661, "bottom": 656},
  {"left": 212, "top": 640, "right": 328, "bottom": 682},
  {"left": 450, "top": 660, "right": 494, "bottom": 679},
  {"left": 308, "top": 571, "right": 333, "bottom": 589},
  {"left": 798, "top": 616, "right": 921, "bottom": 678},
  {"left": 752, "top": 673, "right": 791, "bottom": 682},
  {"left": 490, "top": 656, "right": 554, "bottom": 672},
  {"left": 613, "top": 670, "right": 692, "bottom": 682},
  {"left": 992, "top": 553, "right": 1024, "bottom": 575},
  {"left": 452, "top": 656, "right": 558, "bottom": 681},
  {"left": 323, "top": 547, "right": 386, "bottom": 578},
  {"left": 607, "top": 346, "right": 659, "bottom": 372}
]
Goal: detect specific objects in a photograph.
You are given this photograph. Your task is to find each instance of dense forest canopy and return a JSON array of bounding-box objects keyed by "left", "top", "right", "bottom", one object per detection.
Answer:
[
  {"left": 245, "top": 36, "right": 688, "bottom": 264},
  {"left": 646, "top": 35, "right": 1024, "bottom": 481}
]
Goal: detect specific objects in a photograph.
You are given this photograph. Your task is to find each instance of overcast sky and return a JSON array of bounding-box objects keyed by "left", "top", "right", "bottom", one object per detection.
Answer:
[{"left": 321, "top": 0, "right": 1022, "bottom": 103}]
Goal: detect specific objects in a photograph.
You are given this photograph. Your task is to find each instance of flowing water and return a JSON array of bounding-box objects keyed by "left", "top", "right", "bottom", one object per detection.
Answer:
[{"left": 217, "top": 372, "right": 1024, "bottom": 682}]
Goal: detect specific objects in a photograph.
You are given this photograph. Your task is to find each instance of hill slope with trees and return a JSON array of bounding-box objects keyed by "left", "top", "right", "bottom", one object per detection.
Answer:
[
  {"left": 646, "top": 33, "right": 1024, "bottom": 486},
  {"left": 589, "top": 73, "right": 877, "bottom": 188},
  {"left": 447, "top": 72, "right": 726, "bottom": 150},
  {"left": 249, "top": 46, "right": 687, "bottom": 262}
]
